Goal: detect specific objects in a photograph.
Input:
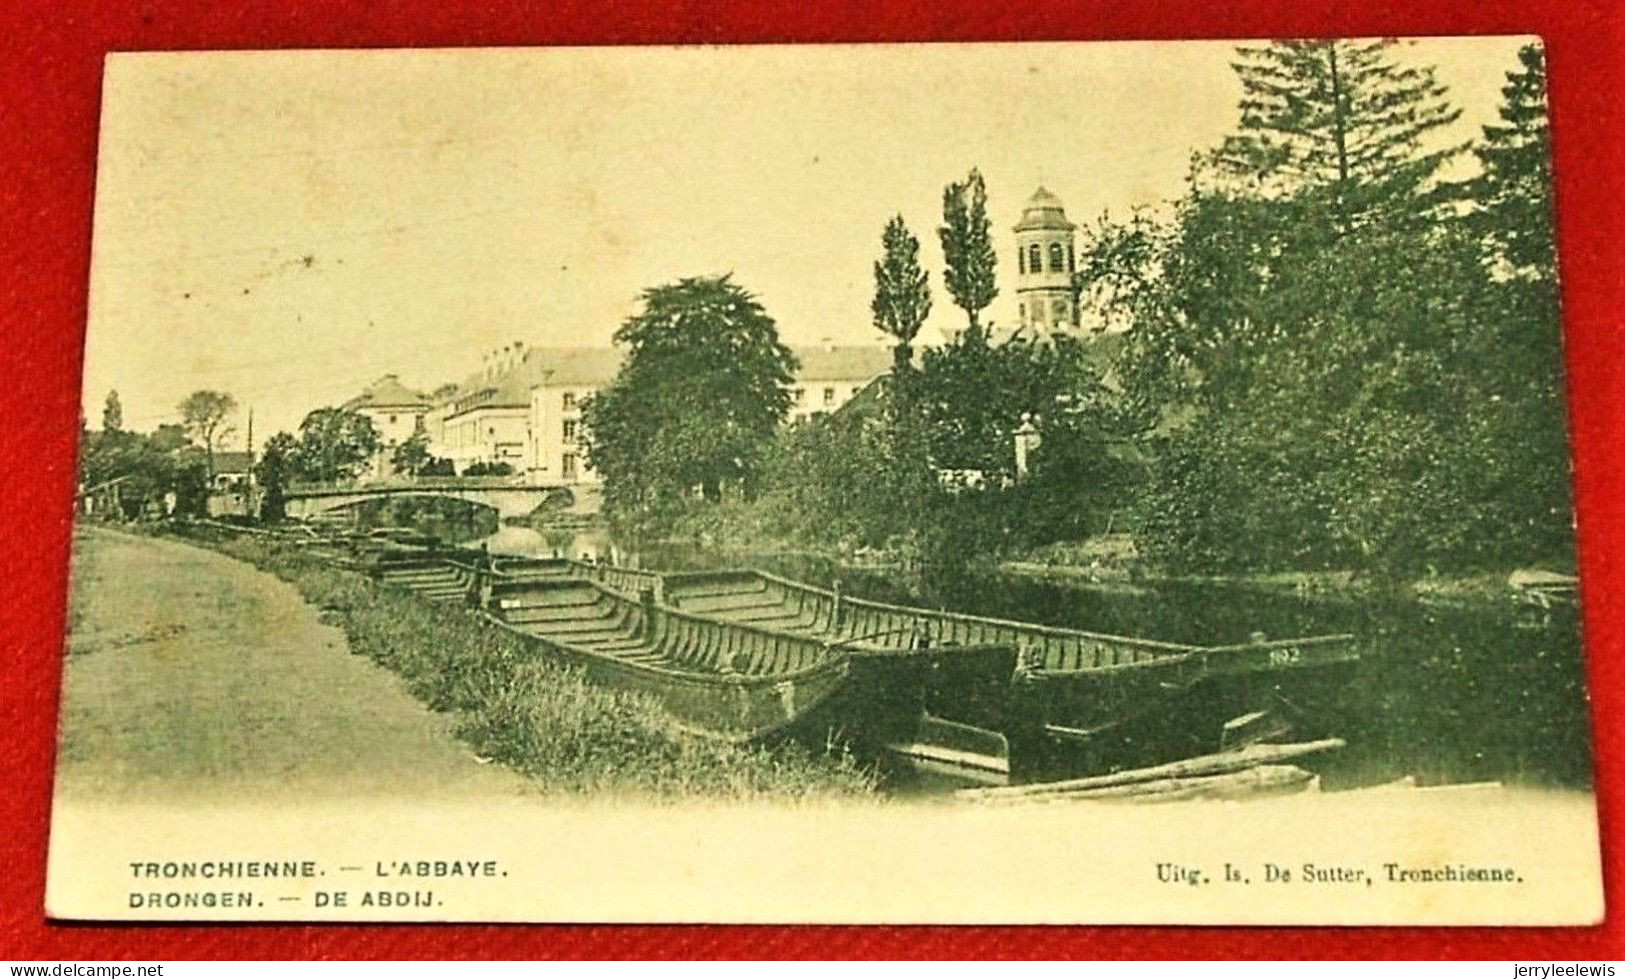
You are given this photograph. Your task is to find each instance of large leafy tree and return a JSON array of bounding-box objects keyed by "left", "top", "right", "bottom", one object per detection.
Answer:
[
  {"left": 254, "top": 431, "right": 299, "bottom": 521},
  {"left": 917, "top": 331, "right": 1121, "bottom": 484},
  {"left": 293, "top": 407, "right": 381, "bottom": 483},
  {"left": 178, "top": 389, "right": 237, "bottom": 480},
  {"left": 871, "top": 215, "right": 932, "bottom": 375},
  {"left": 583, "top": 274, "right": 796, "bottom": 538},
  {"left": 78, "top": 419, "right": 212, "bottom": 520},
  {"left": 937, "top": 168, "right": 998, "bottom": 334},
  {"left": 80, "top": 429, "right": 176, "bottom": 519},
  {"left": 1120, "top": 217, "right": 1508, "bottom": 571},
  {"left": 390, "top": 429, "right": 433, "bottom": 477}
]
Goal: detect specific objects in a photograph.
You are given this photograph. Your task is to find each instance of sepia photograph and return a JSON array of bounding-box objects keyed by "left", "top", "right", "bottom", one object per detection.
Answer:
[{"left": 46, "top": 38, "right": 1600, "bottom": 924}]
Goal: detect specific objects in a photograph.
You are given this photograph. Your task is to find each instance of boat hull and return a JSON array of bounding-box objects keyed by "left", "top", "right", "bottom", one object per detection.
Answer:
[
  {"left": 1009, "top": 645, "right": 1361, "bottom": 781},
  {"left": 485, "top": 609, "right": 854, "bottom": 743},
  {"left": 364, "top": 552, "right": 1361, "bottom": 780}
]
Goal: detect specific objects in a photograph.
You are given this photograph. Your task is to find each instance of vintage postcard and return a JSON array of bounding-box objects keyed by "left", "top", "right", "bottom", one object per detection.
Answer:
[{"left": 47, "top": 39, "right": 1600, "bottom": 924}]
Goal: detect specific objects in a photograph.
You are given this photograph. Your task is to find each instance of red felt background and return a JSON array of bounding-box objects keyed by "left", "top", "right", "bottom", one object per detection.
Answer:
[{"left": 1, "top": 0, "right": 1620, "bottom": 960}]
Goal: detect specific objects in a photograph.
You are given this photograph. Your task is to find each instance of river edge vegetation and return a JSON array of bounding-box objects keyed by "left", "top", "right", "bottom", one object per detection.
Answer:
[
  {"left": 163, "top": 527, "right": 877, "bottom": 801},
  {"left": 581, "top": 42, "right": 1574, "bottom": 601}
]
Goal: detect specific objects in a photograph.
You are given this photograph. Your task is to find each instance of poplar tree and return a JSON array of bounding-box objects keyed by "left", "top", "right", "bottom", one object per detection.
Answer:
[
  {"left": 938, "top": 169, "right": 998, "bottom": 334},
  {"left": 101, "top": 390, "right": 123, "bottom": 433},
  {"left": 871, "top": 215, "right": 932, "bottom": 375}
]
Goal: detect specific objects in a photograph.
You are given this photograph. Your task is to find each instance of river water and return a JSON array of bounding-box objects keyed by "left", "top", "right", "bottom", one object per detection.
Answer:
[{"left": 477, "top": 525, "right": 1595, "bottom": 792}]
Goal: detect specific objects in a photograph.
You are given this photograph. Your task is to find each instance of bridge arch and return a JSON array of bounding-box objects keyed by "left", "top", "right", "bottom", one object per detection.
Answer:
[{"left": 283, "top": 481, "right": 583, "bottom": 522}]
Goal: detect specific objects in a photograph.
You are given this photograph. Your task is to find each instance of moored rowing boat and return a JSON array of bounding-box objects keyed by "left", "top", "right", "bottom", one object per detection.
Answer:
[
  {"left": 477, "top": 573, "right": 921, "bottom": 745},
  {"left": 346, "top": 546, "right": 1358, "bottom": 780},
  {"left": 477, "top": 557, "right": 1359, "bottom": 779}
]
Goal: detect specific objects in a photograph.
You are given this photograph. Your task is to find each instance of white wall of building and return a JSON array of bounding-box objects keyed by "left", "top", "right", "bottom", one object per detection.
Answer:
[
  {"left": 787, "top": 378, "right": 871, "bottom": 424},
  {"left": 356, "top": 406, "right": 424, "bottom": 449},
  {"left": 528, "top": 385, "right": 599, "bottom": 484},
  {"left": 435, "top": 407, "right": 529, "bottom": 472}
]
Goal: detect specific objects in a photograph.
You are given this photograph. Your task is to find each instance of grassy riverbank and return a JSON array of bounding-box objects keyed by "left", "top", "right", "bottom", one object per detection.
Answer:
[{"left": 188, "top": 532, "right": 877, "bottom": 801}]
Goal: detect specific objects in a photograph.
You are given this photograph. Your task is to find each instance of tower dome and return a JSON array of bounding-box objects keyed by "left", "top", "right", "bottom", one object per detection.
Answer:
[
  {"left": 1013, "top": 187, "right": 1079, "bottom": 334},
  {"left": 1014, "top": 186, "right": 1077, "bottom": 233}
]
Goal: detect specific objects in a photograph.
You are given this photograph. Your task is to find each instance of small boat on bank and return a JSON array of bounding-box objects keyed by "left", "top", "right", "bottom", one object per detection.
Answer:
[
  {"left": 335, "top": 545, "right": 1358, "bottom": 781},
  {"left": 467, "top": 557, "right": 1359, "bottom": 780},
  {"left": 476, "top": 571, "right": 952, "bottom": 746},
  {"left": 349, "top": 550, "right": 1013, "bottom": 769},
  {"left": 1509, "top": 568, "right": 1579, "bottom": 610},
  {"left": 369, "top": 554, "right": 482, "bottom": 604}
]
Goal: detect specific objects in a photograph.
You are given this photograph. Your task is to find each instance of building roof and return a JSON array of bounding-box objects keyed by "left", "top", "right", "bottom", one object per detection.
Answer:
[
  {"left": 1013, "top": 185, "right": 1077, "bottom": 233},
  {"left": 789, "top": 344, "right": 893, "bottom": 382},
  {"left": 441, "top": 347, "right": 622, "bottom": 418},
  {"left": 526, "top": 347, "right": 624, "bottom": 389},
  {"left": 439, "top": 343, "right": 891, "bottom": 419},
  {"left": 346, "top": 374, "right": 429, "bottom": 411},
  {"left": 212, "top": 450, "right": 253, "bottom": 474}
]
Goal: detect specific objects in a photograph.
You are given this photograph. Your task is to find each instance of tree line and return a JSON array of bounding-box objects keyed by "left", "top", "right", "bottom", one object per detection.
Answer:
[
  {"left": 1093, "top": 40, "right": 1566, "bottom": 573},
  {"left": 79, "top": 390, "right": 465, "bottom": 521},
  {"left": 584, "top": 41, "right": 1570, "bottom": 577},
  {"left": 79, "top": 389, "right": 243, "bottom": 519}
]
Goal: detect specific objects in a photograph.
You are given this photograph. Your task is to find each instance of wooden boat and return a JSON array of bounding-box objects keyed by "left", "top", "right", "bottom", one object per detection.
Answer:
[
  {"left": 474, "top": 572, "right": 919, "bottom": 745},
  {"left": 358, "top": 553, "right": 1010, "bottom": 764},
  {"left": 1508, "top": 568, "right": 1579, "bottom": 610},
  {"left": 472, "top": 558, "right": 1358, "bottom": 776},
  {"left": 370, "top": 555, "right": 482, "bottom": 604},
  {"left": 352, "top": 550, "right": 1357, "bottom": 780}
]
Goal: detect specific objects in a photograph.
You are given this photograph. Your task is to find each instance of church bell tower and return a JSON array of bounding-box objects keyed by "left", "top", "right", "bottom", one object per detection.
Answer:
[{"left": 1014, "top": 187, "right": 1079, "bottom": 334}]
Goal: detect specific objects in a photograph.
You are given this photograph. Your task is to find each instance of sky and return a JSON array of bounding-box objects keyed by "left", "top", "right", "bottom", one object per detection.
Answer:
[{"left": 82, "top": 37, "right": 1532, "bottom": 444}]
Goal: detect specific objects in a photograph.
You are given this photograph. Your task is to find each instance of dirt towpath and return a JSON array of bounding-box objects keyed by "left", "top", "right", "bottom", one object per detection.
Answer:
[{"left": 54, "top": 527, "right": 532, "bottom": 803}]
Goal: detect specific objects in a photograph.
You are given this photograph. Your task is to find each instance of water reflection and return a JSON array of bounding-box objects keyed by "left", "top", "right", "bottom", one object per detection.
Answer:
[
  {"left": 482, "top": 528, "right": 1594, "bottom": 792},
  {"left": 475, "top": 524, "right": 612, "bottom": 562}
]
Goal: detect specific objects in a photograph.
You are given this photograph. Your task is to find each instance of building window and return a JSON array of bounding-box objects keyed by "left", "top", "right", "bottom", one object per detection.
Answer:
[
  {"left": 389, "top": 414, "right": 398, "bottom": 424},
  {"left": 563, "top": 419, "right": 578, "bottom": 443},
  {"left": 1018, "top": 248, "right": 1026, "bottom": 274},
  {"left": 1053, "top": 299, "right": 1069, "bottom": 323},
  {"left": 1034, "top": 301, "right": 1048, "bottom": 324},
  {"left": 1028, "top": 243, "right": 1042, "bottom": 274},
  {"left": 792, "top": 387, "right": 804, "bottom": 403},
  {"left": 1019, "top": 302, "right": 1026, "bottom": 322},
  {"left": 1067, "top": 243, "right": 1076, "bottom": 273},
  {"left": 562, "top": 392, "right": 576, "bottom": 410},
  {"left": 1049, "top": 242, "right": 1064, "bottom": 272},
  {"left": 562, "top": 453, "right": 577, "bottom": 479},
  {"left": 823, "top": 387, "right": 835, "bottom": 405}
]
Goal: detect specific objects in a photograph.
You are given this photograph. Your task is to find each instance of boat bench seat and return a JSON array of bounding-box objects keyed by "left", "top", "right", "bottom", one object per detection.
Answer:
[
  {"left": 666, "top": 579, "right": 767, "bottom": 602},
  {"left": 675, "top": 592, "right": 779, "bottom": 614}
]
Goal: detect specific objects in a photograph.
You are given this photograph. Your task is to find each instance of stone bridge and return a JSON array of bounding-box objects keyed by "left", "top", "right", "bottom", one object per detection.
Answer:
[{"left": 284, "top": 478, "right": 601, "bottom": 521}]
